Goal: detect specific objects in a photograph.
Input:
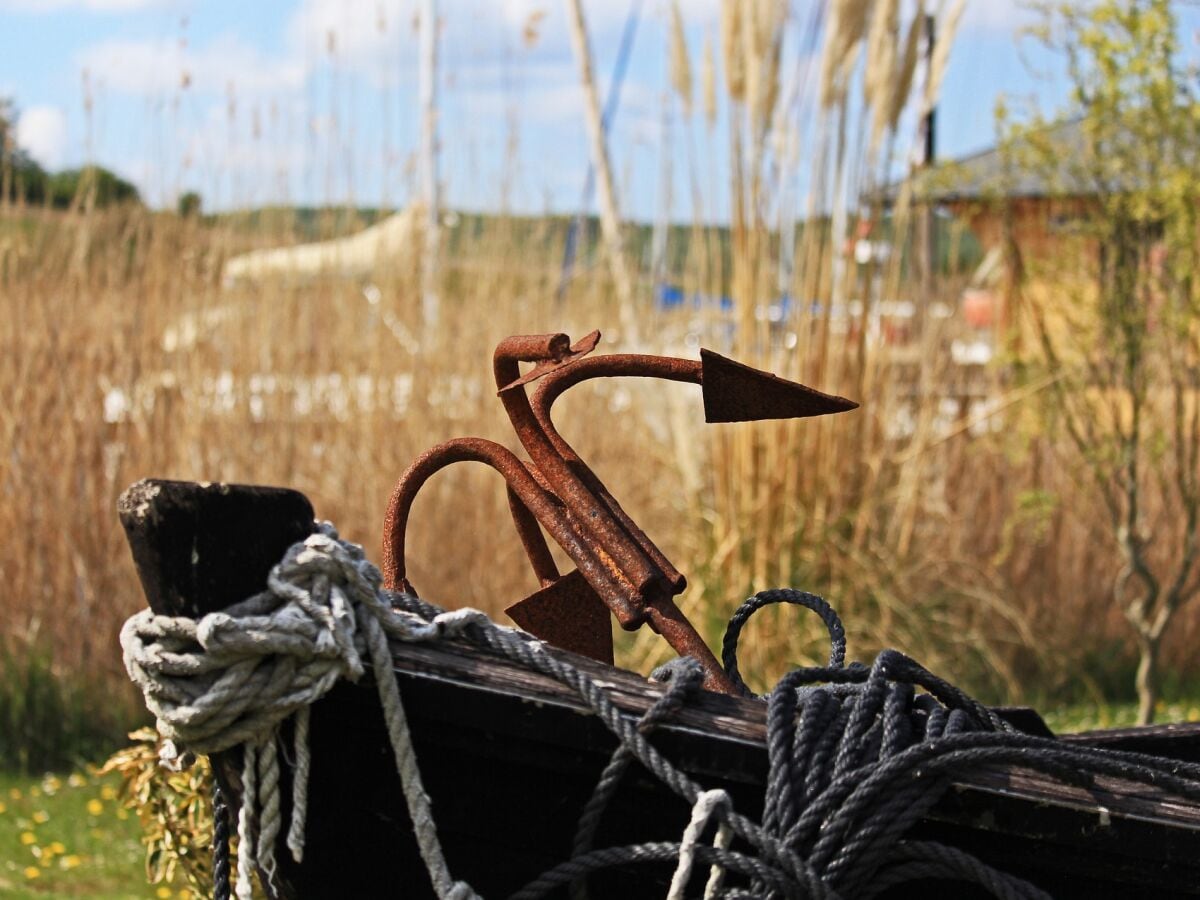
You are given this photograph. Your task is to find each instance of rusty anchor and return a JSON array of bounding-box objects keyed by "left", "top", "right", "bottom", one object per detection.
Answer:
[{"left": 381, "top": 331, "right": 857, "bottom": 694}]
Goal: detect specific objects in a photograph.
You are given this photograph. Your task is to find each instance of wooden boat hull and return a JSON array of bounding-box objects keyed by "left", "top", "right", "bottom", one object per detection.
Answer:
[{"left": 119, "top": 480, "right": 1200, "bottom": 899}]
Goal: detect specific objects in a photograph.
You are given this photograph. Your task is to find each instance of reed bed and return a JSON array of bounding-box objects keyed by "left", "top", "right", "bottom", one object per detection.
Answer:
[{"left": 1, "top": 203, "right": 1193, "bottom": 732}]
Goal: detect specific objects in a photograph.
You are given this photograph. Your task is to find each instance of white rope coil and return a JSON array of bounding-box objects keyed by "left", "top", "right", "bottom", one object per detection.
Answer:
[
  {"left": 667, "top": 788, "right": 733, "bottom": 900},
  {"left": 120, "top": 524, "right": 483, "bottom": 900}
]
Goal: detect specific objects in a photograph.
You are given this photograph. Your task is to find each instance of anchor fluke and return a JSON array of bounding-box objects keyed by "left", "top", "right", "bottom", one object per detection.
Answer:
[
  {"left": 699, "top": 348, "right": 859, "bottom": 424},
  {"left": 505, "top": 569, "right": 614, "bottom": 664}
]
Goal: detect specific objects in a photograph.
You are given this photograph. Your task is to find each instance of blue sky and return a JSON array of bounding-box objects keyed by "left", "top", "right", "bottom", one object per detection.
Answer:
[{"left": 0, "top": 1, "right": 1163, "bottom": 220}]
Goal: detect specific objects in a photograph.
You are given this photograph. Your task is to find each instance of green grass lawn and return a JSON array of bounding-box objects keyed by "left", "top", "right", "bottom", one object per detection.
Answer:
[{"left": 0, "top": 769, "right": 185, "bottom": 900}]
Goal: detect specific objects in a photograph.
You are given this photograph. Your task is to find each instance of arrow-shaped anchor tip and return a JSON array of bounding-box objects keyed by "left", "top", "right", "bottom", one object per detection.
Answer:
[{"left": 699, "top": 349, "right": 860, "bottom": 424}]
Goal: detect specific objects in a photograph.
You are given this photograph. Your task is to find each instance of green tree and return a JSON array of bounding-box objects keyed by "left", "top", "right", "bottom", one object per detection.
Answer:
[
  {"left": 1, "top": 97, "right": 140, "bottom": 208},
  {"left": 177, "top": 190, "right": 202, "bottom": 218},
  {"left": 1004, "top": 0, "right": 1200, "bottom": 723},
  {"left": 46, "top": 165, "right": 140, "bottom": 208},
  {"left": 0, "top": 97, "right": 49, "bottom": 204}
]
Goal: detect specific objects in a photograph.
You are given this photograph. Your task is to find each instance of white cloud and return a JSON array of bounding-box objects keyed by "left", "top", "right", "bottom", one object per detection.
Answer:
[
  {"left": 0, "top": 0, "right": 164, "bottom": 10},
  {"left": 960, "top": 2, "right": 1035, "bottom": 36},
  {"left": 16, "top": 105, "right": 67, "bottom": 168},
  {"left": 76, "top": 34, "right": 304, "bottom": 99},
  {"left": 284, "top": 0, "right": 685, "bottom": 86},
  {"left": 287, "top": 0, "right": 415, "bottom": 84},
  {"left": 62, "top": 0, "right": 714, "bottom": 213}
]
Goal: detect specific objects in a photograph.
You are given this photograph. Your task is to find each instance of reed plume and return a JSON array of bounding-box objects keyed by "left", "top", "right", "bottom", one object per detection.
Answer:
[
  {"left": 720, "top": 0, "right": 745, "bottom": 102},
  {"left": 864, "top": 0, "right": 900, "bottom": 156},
  {"left": 887, "top": 4, "right": 925, "bottom": 131},
  {"left": 925, "top": 0, "right": 966, "bottom": 112},
  {"left": 702, "top": 35, "right": 717, "bottom": 129},
  {"left": 669, "top": 0, "right": 693, "bottom": 115},
  {"left": 820, "top": 0, "right": 870, "bottom": 109},
  {"left": 743, "top": 0, "right": 786, "bottom": 138}
]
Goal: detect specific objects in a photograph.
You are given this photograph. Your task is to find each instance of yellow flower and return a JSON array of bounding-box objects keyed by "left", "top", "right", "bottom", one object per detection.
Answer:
[
  {"left": 20, "top": 831, "right": 37, "bottom": 846},
  {"left": 48, "top": 841, "right": 65, "bottom": 854},
  {"left": 178, "top": 890, "right": 192, "bottom": 900},
  {"left": 0, "top": 801, "right": 7, "bottom": 814},
  {"left": 41, "top": 776, "right": 61, "bottom": 795},
  {"left": 68, "top": 772, "right": 87, "bottom": 788},
  {"left": 23, "top": 866, "right": 40, "bottom": 880},
  {"left": 60, "top": 854, "right": 83, "bottom": 870},
  {"left": 156, "top": 887, "right": 173, "bottom": 898},
  {"left": 86, "top": 798, "right": 104, "bottom": 816},
  {"left": 8, "top": 787, "right": 21, "bottom": 800},
  {"left": 32, "top": 810, "right": 49, "bottom": 824},
  {"left": 100, "top": 785, "right": 118, "bottom": 801},
  {"left": 29, "top": 786, "right": 40, "bottom": 798},
  {"left": 116, "top": 807, "right": 129, "bottom": 820}
]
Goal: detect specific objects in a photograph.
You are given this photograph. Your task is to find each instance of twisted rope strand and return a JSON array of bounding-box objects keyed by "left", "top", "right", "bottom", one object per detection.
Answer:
[{"left": 212, "top": 779, "right": 232, "bottom": 900}]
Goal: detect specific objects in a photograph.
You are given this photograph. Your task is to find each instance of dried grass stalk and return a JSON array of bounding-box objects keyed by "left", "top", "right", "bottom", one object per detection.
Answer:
[
  {"left": 864, "top": 0, "right": 900, "bottom": 155},
  {"left": 886, "top": 2, "right": 925, "bottom": 130},
  {"left": 669, "top": 0, "right": 693, "bottom": 115},
  {"left": 820, "top": 0, "right": 870, "bottom": 109},
  {"left": 721, "top": 0, "right": 745, "bottom": 101},
  {"left": 744, "top": 0, "right": 786, "bottom": 136},
  {"left": 925, "top": 0, "right": 966, "bottom": 112},
  {"left": 702, "top": 35, "right": 717, "bottom": 128}
]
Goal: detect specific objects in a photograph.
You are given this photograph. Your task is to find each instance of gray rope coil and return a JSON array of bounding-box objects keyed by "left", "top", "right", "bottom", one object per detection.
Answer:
[
  {"left": 721, "top": 589, "right": 847, "bottom": 697},
  {"left": 568, "top": 657, "right": 708, "bottom": 900},
  {"left": 121, "top": 533, "right": 1200, "bottom": 900},
  {"left": 716, "top": 590, "right": 1200, "bottom": 898}
]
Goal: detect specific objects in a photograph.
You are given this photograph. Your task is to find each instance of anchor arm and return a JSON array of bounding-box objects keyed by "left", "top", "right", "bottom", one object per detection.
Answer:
[
  {"left": 526, "top": 344, "right": 860, "bottom": 694},
  {"left": 492, "top": 333, "right": 669, "bottom": 611},
  {"left": 529, "top": 348, "right": 860, "bottom": 594},
  {"left": 531, "top": 355, "right": 700, "bottom": 594},
  {"left": 381, "top": 437, "right": 633, "bottom": 624}
]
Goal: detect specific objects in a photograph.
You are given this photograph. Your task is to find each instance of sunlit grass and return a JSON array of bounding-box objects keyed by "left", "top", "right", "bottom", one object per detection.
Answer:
[
  {"left": 0, "top": 768, "right": 188, "bottom": 899},
  {"left": 1043, "top": 698, "right": 1200, "bottom": 735}
]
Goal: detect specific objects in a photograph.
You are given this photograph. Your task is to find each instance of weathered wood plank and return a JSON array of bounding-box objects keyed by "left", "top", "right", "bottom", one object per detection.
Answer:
[{"left": 118, "top": 478, "right": 315, "bottom": 618}]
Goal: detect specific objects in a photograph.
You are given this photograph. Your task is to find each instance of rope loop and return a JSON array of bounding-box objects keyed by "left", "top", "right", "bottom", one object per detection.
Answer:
[{"left": 722, "top": 588, "right": 849, "bottom": 698}]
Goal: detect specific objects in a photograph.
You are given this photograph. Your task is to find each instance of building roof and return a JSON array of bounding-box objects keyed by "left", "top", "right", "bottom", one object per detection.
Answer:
[{"left": 882, "top": 118, "right": 1094, "bottom": 205}]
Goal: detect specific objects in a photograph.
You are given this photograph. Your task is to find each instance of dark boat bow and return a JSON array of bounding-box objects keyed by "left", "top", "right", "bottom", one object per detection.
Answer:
[{"left": 119, "top": 479, "right": 1200, "bottom": 899}]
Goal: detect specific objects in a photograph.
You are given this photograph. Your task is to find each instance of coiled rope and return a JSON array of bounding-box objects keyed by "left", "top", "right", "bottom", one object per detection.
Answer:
[
  {"left": 121, "top": 529, "right": 1200, "bottom": 899},
  {"left": 122, "top": 525, "right": 482, "bottom": 900}
]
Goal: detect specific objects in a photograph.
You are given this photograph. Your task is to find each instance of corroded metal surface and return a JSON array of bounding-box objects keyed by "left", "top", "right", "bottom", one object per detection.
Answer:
[{"left": 382, "top": 331, "right": 858, "bottom": 694}]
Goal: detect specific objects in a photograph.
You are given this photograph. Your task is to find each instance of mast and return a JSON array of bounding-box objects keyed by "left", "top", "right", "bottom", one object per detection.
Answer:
[
  {"left": 565, "top": 0, "right": 638, "bottom": 341},
  {"left": 650, "top": 86, "right": 673, "bottom": 292},
  {"left": 419, "top": 0, "right": 440, "bottom": 332},
  {"left": 916, "top": 10, "right": 937, "bottom": 334}
]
